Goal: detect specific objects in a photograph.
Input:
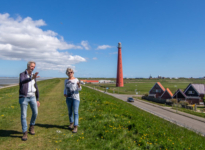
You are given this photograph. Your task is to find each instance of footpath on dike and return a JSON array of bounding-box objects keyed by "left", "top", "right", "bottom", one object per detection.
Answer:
[{"left": 84, "top": 85, "right": 205, "bottom": 136}]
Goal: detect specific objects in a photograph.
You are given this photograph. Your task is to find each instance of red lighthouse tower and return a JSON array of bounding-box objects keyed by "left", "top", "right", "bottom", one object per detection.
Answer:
[{"left": 116, "top": 42, "right": 124, "bottom": 87}]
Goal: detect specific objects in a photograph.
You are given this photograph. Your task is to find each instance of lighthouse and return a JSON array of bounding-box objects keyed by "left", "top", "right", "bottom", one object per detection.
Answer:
[{"left": 116, "top": 42, "right": 124, "bottom": 87}]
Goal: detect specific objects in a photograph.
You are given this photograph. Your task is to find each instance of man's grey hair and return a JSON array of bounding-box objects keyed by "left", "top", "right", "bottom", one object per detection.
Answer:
[{"left": 27, "top": 61, "right": 36, "bottom": 67}]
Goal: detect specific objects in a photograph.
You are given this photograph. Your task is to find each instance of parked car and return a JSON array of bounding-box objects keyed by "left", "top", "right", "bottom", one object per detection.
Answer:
[{"left": 127, "top": 97, "right": 134, "bottom": 102}]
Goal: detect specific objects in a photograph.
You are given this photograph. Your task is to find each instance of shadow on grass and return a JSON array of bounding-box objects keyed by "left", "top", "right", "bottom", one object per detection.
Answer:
[
  {"left": 35, "top": 123, "right": 71, "bottom": 130},
  {"left": 0, "top": 130, "right": 22, "bottom": 138}
]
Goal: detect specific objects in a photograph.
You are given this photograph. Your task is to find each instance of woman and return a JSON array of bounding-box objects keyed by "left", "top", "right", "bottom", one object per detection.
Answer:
[{"left": 64, "top": 68, "right": 82, "bottom": 133}]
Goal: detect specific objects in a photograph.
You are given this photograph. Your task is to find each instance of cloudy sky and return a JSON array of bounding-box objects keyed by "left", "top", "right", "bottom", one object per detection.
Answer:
[{"left": 0, "top": 0, "right": 205, "bottom": 78}]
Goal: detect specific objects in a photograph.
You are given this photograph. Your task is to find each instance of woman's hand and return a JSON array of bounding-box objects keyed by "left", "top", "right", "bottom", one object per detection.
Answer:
[
  {"left": 77, "top": 82, "right": 81, "bottom": 88},
  {"left": 64, "top": 94, "right": 67, "bottom": 97}
]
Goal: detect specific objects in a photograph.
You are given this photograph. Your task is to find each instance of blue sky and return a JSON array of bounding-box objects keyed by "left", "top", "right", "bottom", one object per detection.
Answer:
[{"left": 0, "top": 0, "right": 205, "bottom": 78}]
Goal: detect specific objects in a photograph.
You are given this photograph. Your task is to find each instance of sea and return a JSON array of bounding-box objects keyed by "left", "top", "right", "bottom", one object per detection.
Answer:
[{"left": 0, "top": 77, "right": 52, "bottom": 88}]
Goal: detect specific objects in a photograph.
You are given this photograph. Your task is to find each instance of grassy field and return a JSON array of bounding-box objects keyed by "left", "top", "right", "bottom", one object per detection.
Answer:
[
  {"left": 85, "top": 78, "right": 205, "bottom": 94},
  {"left": 0, "top": 78, "right": 205, "bottom": 149}
]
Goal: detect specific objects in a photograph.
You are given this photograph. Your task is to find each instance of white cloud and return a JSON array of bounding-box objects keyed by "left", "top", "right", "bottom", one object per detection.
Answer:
[
  {"left": 93, "top": 57, "right": 97, "bottom": 60},
  {"left": 109, "top": 52, "right": 118, "bottom": 55},
  {"left": 96, "top": 45, "right": 112, "bottom": 50},
  {"left": 0, "top": 13, "right": 86, "bottom": 72},
  {"left": 81, "top": 40, "right": 90, "bottom": 50}
]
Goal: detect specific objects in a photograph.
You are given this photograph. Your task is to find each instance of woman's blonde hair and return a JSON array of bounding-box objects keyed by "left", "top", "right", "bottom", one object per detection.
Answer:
[{"left": 66, "top": 68, "right": 74, "bottom": 76}]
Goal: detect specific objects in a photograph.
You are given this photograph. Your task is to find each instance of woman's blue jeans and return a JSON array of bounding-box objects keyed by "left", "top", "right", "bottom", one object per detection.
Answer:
[
  {"left": 66, "top": 98, "right": 80, "bottom": 126},
  {"left": 19, "top": 97, "right": 38, "bottom": 133}
]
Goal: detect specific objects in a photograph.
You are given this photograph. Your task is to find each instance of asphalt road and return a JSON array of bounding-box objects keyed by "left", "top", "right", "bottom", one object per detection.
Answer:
[{"left": 86, "top": 86, "right": 205, "bottom": 136}]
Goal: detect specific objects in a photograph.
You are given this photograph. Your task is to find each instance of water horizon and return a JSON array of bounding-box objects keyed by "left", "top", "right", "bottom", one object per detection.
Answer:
[{"left": 0, "top": 77, "right": 53, "bottom": 88}]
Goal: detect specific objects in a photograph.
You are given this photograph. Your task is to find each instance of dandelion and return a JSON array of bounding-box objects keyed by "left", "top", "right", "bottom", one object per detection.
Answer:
[
  {"left": 172, "top": 143, "right": 174, "bottom": 144},
  {"left": 55, "top": 141, "right": 58, "bottom": 143},
  {"left": 1, "top": 115, "right": 4, "bottom": 117},
  {"left": 82, "top": 133, "right": 84, "bottom": 135},
  {"left": 101, "top": 136, "right": 103, "bottom": 138}
]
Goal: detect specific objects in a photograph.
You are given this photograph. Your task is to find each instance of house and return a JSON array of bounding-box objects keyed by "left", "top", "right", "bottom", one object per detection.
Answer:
[
  {"left": 172, "top": 89, "right": 187, "bottom": 101},
  {"left": 149, "top": 82, "right": 165, "bottom": 98},
  {"left": 81, "top": 80, "right": 99, "bottom": 83},
  {"left": 99, "top": 80, "right": 114, "bottom": 83},
  {"left": 183, "top": 84, "right": 205, "bottom": 104},
  {"left": 160, "top": 88, "right": 173, "bottom": 99}
]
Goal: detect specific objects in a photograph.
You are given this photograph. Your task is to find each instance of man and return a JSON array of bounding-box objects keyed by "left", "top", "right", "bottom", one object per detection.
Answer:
[{"left": 19, "top": 61, "right": 40, "bottom": 141}]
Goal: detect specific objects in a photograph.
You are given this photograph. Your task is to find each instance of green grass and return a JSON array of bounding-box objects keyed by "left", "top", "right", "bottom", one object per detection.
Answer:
[
  {"left": 0, "top": 78, "right": 205, "bottom": 149},
  {"left": 136, "top": 97, "right": 205, "bottom": 119},
  {"left": 86, "top": 78, "right": 205, "bottom": 94},
  {"left": 172, "top": 107, "right": 205, "bottom": 118}
]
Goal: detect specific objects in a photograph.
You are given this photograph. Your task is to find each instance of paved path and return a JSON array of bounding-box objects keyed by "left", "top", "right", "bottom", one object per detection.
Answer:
[
  {"left": 0, "top": 84, "right": 18, "bottom": 89},
  {"left": 85, "top": 86, "right": 205, "bottom": 136}
]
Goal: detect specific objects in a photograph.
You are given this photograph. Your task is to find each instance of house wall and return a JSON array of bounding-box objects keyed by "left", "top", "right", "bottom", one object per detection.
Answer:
[
  {"left": 186, "top": 99, "right": 202, "bottom": 104},
  {"left": 184, "top": 86, "right": 199, "bottom": 97},
  {"left": 199, "top": 94, "right": 204, "bottom": 100},
  {"left": 161, "top": 92, "right": 172, "bottom": 99},
  {"left": 149, "top": 84, "right": 164, "bottom": 98},
  {"left": 173, "top": 92, "right": 186, "bottom": 100}
]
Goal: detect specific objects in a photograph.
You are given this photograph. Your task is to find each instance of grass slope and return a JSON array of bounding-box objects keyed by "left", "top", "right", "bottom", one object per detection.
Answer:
[{"left": 0, "top": 78, "right": 205, "bottom": 150}]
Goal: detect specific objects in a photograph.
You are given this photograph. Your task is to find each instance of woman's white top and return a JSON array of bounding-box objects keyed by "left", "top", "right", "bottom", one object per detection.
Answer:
[{"left": 64, "top": 78, "right": 82, "bottom": 101}]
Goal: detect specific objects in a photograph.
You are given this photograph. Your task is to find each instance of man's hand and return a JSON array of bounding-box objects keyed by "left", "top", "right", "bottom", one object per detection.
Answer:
[
  {"left": 37, "top": 101, "right": 40, "bottom": 107},
  {"left": 77, "top": 82, "right": 81, "bottom": 88},
  {"left": 32, "top": 72, "right": 40, "bottom": 79},
  {"left": 64, "top": 94, "right": 67, "bottom": 97}
]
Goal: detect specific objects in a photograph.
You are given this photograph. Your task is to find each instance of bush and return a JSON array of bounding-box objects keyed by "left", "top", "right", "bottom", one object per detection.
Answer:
[
  {"left": 144, "top": 93, "right": 148, "bottom": 97},
  {"left": 180, "top": 101, "right": 189, "bottom": 106},
  {"left": 171, "top": 99, "right": 178, "bottom": 104}
]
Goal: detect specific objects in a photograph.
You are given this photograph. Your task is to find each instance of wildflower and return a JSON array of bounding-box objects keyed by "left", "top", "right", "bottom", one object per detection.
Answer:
[
  {"left": 1, "top": 115, "right": 4, "bottom": 117},
  {"left": 55, "top": 141, "right": 58, "bottom": 143}
]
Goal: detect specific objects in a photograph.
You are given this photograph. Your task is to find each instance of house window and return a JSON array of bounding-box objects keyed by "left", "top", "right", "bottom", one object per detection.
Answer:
[
  {"left": 188, "top": 91, "right": 195, "bottom": 94},
  {"left": 156, "top": 89, "right": 161, "bottom": 93}
]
